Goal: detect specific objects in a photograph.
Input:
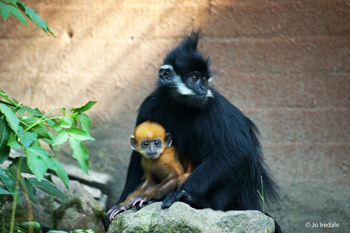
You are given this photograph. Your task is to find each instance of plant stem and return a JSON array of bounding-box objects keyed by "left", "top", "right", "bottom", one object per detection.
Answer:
[
  {"left": 261, "top": 176, "right": 267, "bottom": 233},
  {"left": 9, "top": 177, "right": 19, "bottom": 233},
  {"left": 30, "top": 39, "right": 53, "bottom": 106},
  {"left": 50, "top": 195, "right": 54, "bottom": 229},
  {"left": 10, "top": 157, "right": 35, "bottom": 233},
  {"left": 23, "top": 193, "right": 33, "bottom": 233},
  {"left": 24, "top": 107, "right": 64, "bottom": 132}
]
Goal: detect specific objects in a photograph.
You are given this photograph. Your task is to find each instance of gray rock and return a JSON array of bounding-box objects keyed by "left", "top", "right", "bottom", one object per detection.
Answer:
[
  {"left": 1, "top": 177, "right": 105, "bottom": 232},
  {"left": 108, "top": 202, "right": 275, "bottom": 233},
  {"left": 54, "top": 180, "right": 105, "bottom": 232}
]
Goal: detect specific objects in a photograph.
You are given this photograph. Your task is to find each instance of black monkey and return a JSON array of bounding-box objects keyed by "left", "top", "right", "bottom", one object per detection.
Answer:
[{"left": 105, "top": 32, "right": 281, "bottom": 232}]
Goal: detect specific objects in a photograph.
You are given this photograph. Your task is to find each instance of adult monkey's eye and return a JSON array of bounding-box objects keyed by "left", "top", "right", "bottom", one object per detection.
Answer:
[
  {"left": 203, "top": 77, "right": 208, "bottom": 84},
  {"left": 191, "top": 76, "right": 198, "bottom": 82}
]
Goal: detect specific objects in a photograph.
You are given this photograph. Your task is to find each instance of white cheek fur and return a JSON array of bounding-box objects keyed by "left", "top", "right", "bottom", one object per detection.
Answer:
[
  {"left": 206, "top": 90, "right": 213, "bottom": 97},
  {"left": 160, "top": 64, "right": 173, "bottom": 70},
  {"left": 173, "top": 75, "right": 196, "bottom": 95}
]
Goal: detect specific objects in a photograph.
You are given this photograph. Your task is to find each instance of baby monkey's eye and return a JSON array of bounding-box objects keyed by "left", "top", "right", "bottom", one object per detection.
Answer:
[{"left": 154, "top": 140, "right": 162, "bottom": 147}]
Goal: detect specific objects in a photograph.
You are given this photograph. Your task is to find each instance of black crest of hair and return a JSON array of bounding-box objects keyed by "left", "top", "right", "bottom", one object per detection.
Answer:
[
  {"left": 163, "top": 31, "right": 212, "bottom": 80},
  {"left": 105, "top": 31, "right": 282, "bottom": 233}
]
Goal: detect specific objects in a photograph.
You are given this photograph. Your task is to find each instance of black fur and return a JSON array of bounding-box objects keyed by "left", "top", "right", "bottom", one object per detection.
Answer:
[
  {"left": 104, "top": 32, "right": 282, "bottom": 232},
  {"left": 163, "top": 32, "right": 211, "bottom": 80}
]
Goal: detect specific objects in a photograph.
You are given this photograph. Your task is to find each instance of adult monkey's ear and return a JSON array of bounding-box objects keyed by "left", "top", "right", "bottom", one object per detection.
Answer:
[
  {"left": 164, "top": 133, "right": 172, "bottom": 147},
  {"left": 158, "top": 65, "right": 173, "bottom": 84},
  {"left": 130, "top": 135, "right": 138, "bottom": 150},
  {"left": 159, "top": 67, "right": 170, "bottom": 80}
]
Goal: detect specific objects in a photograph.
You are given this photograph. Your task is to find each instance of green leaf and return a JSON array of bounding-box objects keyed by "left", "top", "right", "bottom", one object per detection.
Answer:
[
  {"left": 28, "top": 107, "right": 45, "bottom": 117},
  {"left": 23, "top": 177, "right": 36, "bottom": 203},
  {"left": 7, "top": 4, "right": 28, "bottom": 27},
  {"left": 12, "top": 98, "right": 19, "bottom": 105},
  {"left": 2, "top": 0, "right": 17, "bottom": 4},
  {"left": 42, "top": 136, "right": 59, "bottom": 150},
  {"left": 72, "top": 101, "right": 98, "bottom": 113},
  {"left": 52, "top": 129, "right": 68, "bottom": 146},
  {"left": 28, "top": 178, "right": 66, "bottom": 199},
  {"left": 69, "top": 112, "right": 78, "bottom": 119},
  {"left": 24, "top": 147, "right": 48, "bottom": 181},
  {"left": 46, "top": 132, "right": 59, "bottom": 149},
  {"left": 43, "top": 174, "right": 53, "bottom": 182},
  {"left": 25, "top": 146, "right": 69, "bottom": 189},
  {"left": 0, "top": 90, "right": 16, "bottom": 105},
  {"left": 69, "top": 138, "right": 89, "bottom": 175},
  {"left": 19, "top": 106, "right": 41, "bottom": 116},
  {"left": 16, "top": 1, "right": 26, "bottom": 12},
  {"left": 77, "top": 113, "right": 91, "bottom": 133},
  {"left": 31, "top": 108, "right": 56, "bottom": 126},
  {"left": 14, "top": 190, "right": 24, "bottom": 208},
  {"left": 0, "top": 2, "right": 10, "bottom": 20},
  {"left": 31, "top": 139, "right": 40, "bottom": 147},
  {"left": 53, "top": 122, "right": 60, "bottom": 131},
  {"left": 41, "top": 137, "right": 53, "bottom": 145},
  {"left": 18, "top": 126, "right": 37, "bottom": 147},
  {"left": 0, "top": 186, "right": 11, "bottom": 194},
  {"left": 47, "top": 231, "right": 67, "bottom": 233},
  {"left": 17, "top": 107, "right": 26, "bottom": 114},
  {"left": 18, "top": 221, "right": 42, "bottom": 233},
  {"left": 23, "top": 6, "right": 54, "bottom": 35},
  {"left": 19, "top": 115, "right": 50, "bottom": 139},
  {"left": 28, "top": 146, "right": 53, "bottom": 165},
  {"left": 57, "top": 116, "right": 72, "bottom": 128},
  {"left": 68, "top": 230, "right": 95, "bottom": 233},
  {"left": 0, "top": 116, "right": 11, "bottom": 163},
  {"left": 0, "top": 102, "right": 19, "bottom": 133},
  {"left": 71, "top": 117, "right": 77, "bottom": 128},
  {"left": 0, "top": 167, "right": 16, "bottom": 193},
  {"left": 67, "top": 128, "right": 94, "bottom": 141},
  {"left": 10, "top": 157, "right": 33, "bottom": 174},
  {"left": 7, "top": 131, "right": 22, "bottom": 149},
  {"left": 52, "top": 159, "right": 69, "bottom": 189}
]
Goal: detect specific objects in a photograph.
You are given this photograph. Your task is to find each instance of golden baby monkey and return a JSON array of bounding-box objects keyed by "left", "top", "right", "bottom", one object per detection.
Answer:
[{"left": 107, "top": 121, "right": 194, "bottom": 221}]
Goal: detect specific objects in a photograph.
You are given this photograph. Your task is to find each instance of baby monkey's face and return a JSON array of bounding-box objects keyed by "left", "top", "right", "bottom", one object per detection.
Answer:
[{"left": 139, "top": 138, "right": 163, "bottom": 160}]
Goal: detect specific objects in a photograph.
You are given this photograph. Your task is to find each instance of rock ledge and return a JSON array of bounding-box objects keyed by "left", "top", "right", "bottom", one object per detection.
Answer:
[{"left": 108, "top": 202, "right": 275, "bottom": 233}]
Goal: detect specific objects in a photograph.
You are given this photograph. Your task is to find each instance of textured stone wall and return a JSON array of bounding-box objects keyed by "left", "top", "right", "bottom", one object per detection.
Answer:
[{"left": 0, "top": 0, "right": 349, "bottom": 232}]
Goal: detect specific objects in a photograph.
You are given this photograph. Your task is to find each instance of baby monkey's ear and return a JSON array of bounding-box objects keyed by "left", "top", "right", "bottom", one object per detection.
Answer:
[
  {"left": 164, "top": 133, "right": 172, "bottom": 147},
  {"left": 130, "top": 135, "right": 138, "bottom": 150}
]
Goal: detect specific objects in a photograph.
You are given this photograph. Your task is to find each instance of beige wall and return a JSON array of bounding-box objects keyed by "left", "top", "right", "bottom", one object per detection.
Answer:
[{"left": 1, "top": 0, "right": 349, "bottom": 232}]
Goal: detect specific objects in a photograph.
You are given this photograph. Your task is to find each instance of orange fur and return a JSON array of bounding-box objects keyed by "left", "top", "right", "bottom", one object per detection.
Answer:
[
  {"left": 141, "top": 146, "right": 184, "bottom": 181},
  {"left": 134, "top": 121, "right": 166, "bottom": 142},
  {"left": 109, "top": 121, "right": 195, "bottom": 216}
]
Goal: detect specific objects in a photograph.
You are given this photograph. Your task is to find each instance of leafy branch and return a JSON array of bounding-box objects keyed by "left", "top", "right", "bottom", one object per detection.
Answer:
[
  {"left": 0, "top": 0, "right": 54, "bottom": 35},
  {"left": 0, "top": 90, "right": 97, "bottom": 205}
]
